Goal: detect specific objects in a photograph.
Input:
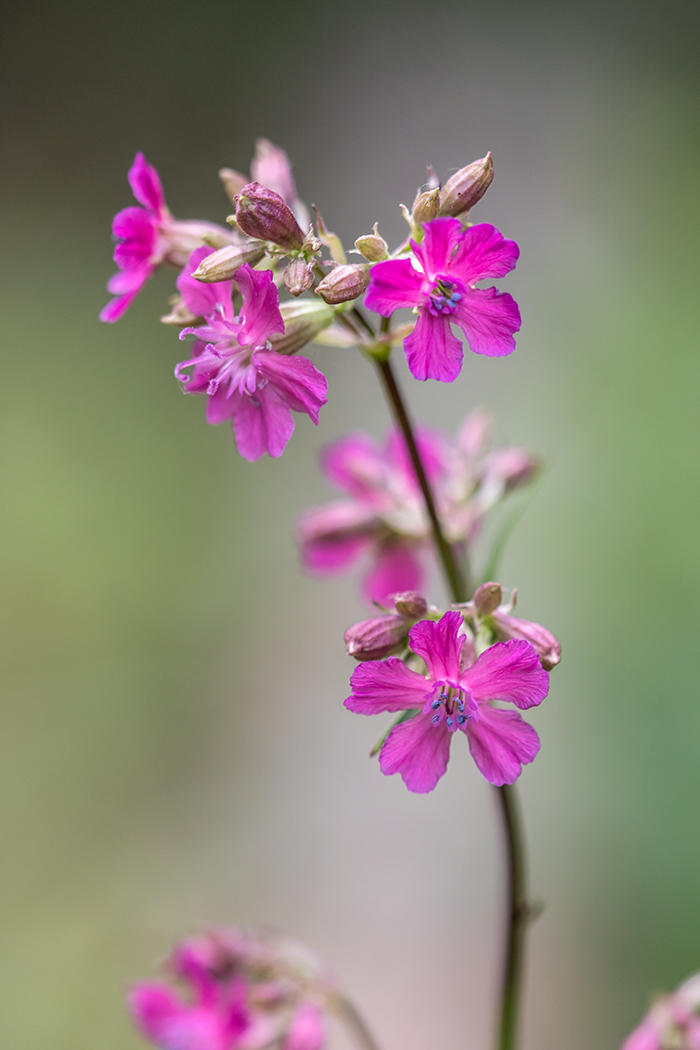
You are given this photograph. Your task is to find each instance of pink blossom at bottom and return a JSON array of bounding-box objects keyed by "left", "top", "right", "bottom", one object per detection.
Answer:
[{"left": 622, "top": 973, "right": 700, "bottom": 1050}]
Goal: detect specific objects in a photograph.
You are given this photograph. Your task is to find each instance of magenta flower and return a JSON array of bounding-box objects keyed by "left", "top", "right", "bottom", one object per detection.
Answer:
[
  {"left": 297, "top": 412, "right": 538, "bottom": 606},
  {"left": 101, "top": 153, "right": 231, "bottom": 323},
  {"left": 364, "top": 217, "right": 521, "bottom": 382},
  {"left": 622, "top": 973, "right": 700, "bottom": 1050},
  {"left": 345, "top": 610, "right": 549, "bottom": 792},
  {"left": 129, "top": 947, "right": 250, "bottom": 1050},
  {"left": 175, "top": 249, "right": 327, "bottom": 461}
]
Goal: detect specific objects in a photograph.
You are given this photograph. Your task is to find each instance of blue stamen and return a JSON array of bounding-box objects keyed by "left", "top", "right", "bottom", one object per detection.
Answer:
[
  {"left": 431, "top": 713, "right": 441, "bottom": 726},
  {"left": 457, "top": 714, "right": 467, "bottom": 725},
  {"left": 446, "top": 716, "right": 453, "bottom": 728},
  {"left": 431, "top": 697, "right": 442, "bottom": 710}
]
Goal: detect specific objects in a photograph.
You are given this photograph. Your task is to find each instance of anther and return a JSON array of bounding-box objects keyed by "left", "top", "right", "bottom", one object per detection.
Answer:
[{"left": 431, "top": 713, "right": 441, "bottom": 726}]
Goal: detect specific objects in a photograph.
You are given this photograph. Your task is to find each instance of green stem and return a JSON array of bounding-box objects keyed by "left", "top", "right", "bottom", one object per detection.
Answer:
[{"left": 370, "top": 348, "right": 530, "bottom": 1050}]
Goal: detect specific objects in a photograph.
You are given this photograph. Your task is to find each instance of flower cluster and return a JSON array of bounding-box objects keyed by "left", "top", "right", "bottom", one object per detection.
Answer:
[
  {"left": 102, "top": 146, "right": 521, "bottom": 459},
  {"left": 129, "top": 928, "right": 337, "bottom": 1050},
  {"left": 621, "top": 972, "right": 700, "bottom": 1050},
  {"left": 297, "top": 410, "right": 539, "bottom": 605},
  {"left": 344, "top": 591, "right": 557, "bottom": 793}
]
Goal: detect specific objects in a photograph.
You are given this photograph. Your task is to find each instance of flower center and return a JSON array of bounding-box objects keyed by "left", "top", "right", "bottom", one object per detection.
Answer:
[
  {"left": 427, "top": 276, "right": 463, "bottom": 317},
  {"left": 429, "top": 684, "right": 475, "bottom": 732}
]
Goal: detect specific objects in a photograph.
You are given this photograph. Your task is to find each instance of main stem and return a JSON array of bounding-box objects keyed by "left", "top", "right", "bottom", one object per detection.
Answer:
[{"left": 372, "top": 352, "right": 530, "bottom": 1050}]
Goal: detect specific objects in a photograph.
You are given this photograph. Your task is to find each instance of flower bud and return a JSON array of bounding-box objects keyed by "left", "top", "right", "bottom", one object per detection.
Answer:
[
  {"left": 483, "top": 448, "right": 540, "bottom": 492},
  {"left": 219, "top": 168, "right": 248, "bottom": 203},
  {"left": 345, "top": 614, "right": 410, "bottom": 661},
  {"left": 269, "top": 300, "right": 334, "bottom": 355},
  {"left": 284, "top": 258, "right": 315, "bottom": 296},
  {"left": 160, "top": 296, "right": 202, "bottom": 327},
  {"left": 473, "top": 582, "right": 503, "bottom": 616},
  {"left": 411, "top": 186, "right": 440, "bottom": 227},
  {"left": 315, "top": 264, "right": 370, "bottom": 305},
  {"left": 235, "top": 182, "right": 305, "bottom": 252},
  {"left": 191, "top": 241, "right": 266, "bottom": 283},
  {"left": 354, "top": 224, "right": 389, "bottom": 262},
  {"left": 439, "top": 153, "right": 494, "bottom": 218},
  {"left": 492, "top": 611, "right": 561, "bottom": 671},
  {"left": 392, "top": 591, "right": 428, "bottom": 620}
]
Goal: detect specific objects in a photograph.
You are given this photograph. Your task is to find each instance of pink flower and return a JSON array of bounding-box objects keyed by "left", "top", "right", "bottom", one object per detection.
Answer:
[
  {"left": 296, "top": 411, "right": 538, "bottom": 606},
  {"left": 345, "top": 610, "right": 549, "bottom": 792},
  {"left": 283, "top": 1003, "right": 326, "bottom": 1050},
  {"left": 364, "top": 217, "right": 520, "bottom": 382},
  {"left": 622, "top": 973, "right": 700, "bottom": 1050},
  {"left": 101, "top": 153, "right": 231, "bottom": 323},
  {"left": 175, "top": 250, "right": 327, "bottom": 461}
]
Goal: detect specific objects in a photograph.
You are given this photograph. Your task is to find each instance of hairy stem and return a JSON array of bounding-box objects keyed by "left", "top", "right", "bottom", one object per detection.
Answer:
[{"left": 370, "top": 347, "right": 530, "bottom": 1050}]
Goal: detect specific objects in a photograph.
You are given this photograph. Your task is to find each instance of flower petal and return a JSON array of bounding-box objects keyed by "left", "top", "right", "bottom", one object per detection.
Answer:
[
  {"left": 364, "top": 258, "right": 424, "bottom": 316},
  {"left": 411, "top": 217, "right": 463, "bottom": 281},
  {"left": 403, "top": 308, "right": 464, "bottom": 382},
  {"left": 235, "top": 264, "right": 284, "bottom": 347},
  {"left": 620, "top": 1018, "right": 663, "bottom": 1050},
  {"left": 454, "top": 287, "right": 520, "bottom": 357},
  {"left": 363, "top": 540, "right": 425, "bottom": 606},
  {"left": 100, "top": 266, "right": 153, "bottom": 323},
  {"left": 321, "top": 432, "right": 388, "bottom": 500},
  {"left": 379, "top": 712, "right": 452, "bottom": 793},
  {"left": 177, "top": 247, "right": 235, "bottom": 319},
  {"left": 232, "top": 386, "right": 295, "bottom": 460},
  {"left": 345, "top": 657, "right": 429, "bottom": 715},
  {"left": 465, "top": 705, "right": 539, "bottom": 785},
  {"left": 206, "top": 384, "right": 236, "bottom": 425},
  {"left": 385, "top": 425, "right": 454, "bottom": 489},
  {"left": 462, "top": 639, "right": 549, "bottom": 709},
  {"left": 450, "top": 223, "right": 519, "bottom": 284},
  {"left": 254, "top": 351, "right": 328, "bottom": 424},
  {"left": 112, "top": 206, "right": 158, "bottom": 268},
  {"left": 408, "top": 610, "right": 465, "bottom": 682},
  {"left": 128, "top": 152, "right": 167, "bottom": 216},
  {"left": 283, "top": 1003, "right": 325, "bottom": 1050},
  {"left": 128, "top": 983, "right": 191, "bottom": 1046}
]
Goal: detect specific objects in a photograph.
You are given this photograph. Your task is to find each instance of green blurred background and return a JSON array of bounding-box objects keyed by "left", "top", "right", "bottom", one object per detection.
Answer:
[{"left": 2, "top": 0, "right": 700, "bottom": 1046}]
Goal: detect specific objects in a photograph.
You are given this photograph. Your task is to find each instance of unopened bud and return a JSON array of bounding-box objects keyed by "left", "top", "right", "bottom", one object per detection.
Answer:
[
  {"left": 269, "top": 299, "right": 334, "bottom": 355},
  {"left": 302, "top": 227, "right": 322, "bottom": 254},
  {"left": 315, "top": 264, "right": 370, "bottom": 305},
  {"left": 412, "top": 186, "right": 441, "bottom": 227},
  {"left": 219, "top": 168, "right": 248, "bottom": 203},
  {"left": 345, "top": 614, "right": 410, "bottom": 662},
  {"left": 392, "top": 592, "right": 428, "bottom": 620},
  {"left": 473, "top": 582, "right": 503, "bottom": 616},
  {"left": 492, "top": 611, "right": 561, "bottom": 671},
  {"left": 235, "top": 182, "right": 305, "bottom": 252},
  {"left": 283, "top": 258, "right": 315, "bottom": 296},
  {"left": 439, "top": 153, "right": 494, "bottom": 218},
  {"left": 354, "top": 224, "right": 389, "bottom": 262},
  {"left": 191, "top": 242, "right": 266, "bottom": 283}
]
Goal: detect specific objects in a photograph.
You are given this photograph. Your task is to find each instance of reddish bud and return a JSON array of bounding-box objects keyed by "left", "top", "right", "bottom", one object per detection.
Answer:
[
  {"left": 492, "top": 611, "right": 561, "bottom": 671},
  {"left": 392, "top": 591, "right": 428, "bottom": 620},
  {"left": 473, "top": 582, "right": 503, "bottom": 616},
  {"left": 439, "top": 153, "right": 494, "bottom": 217},
  {"left": 315, "top": 264, "right": 370, "bottom": 305},
  {"left": 345, "top": 614, "right": 410, "bottom": 661},
  {"left": 235, "top": 182, "right": 305, "bottom": 251},
  {"left": 283, "top": 258, "right": 315, "bottom": 296}
]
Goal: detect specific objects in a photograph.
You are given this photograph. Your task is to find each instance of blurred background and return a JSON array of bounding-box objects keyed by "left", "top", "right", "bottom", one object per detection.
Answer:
[{"left": 2, "top": 0, "right": 700, "bottom": 1046}]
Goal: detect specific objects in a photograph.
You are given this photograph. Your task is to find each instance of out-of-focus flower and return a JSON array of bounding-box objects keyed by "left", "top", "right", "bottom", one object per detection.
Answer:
[
  {"left": 296, "top": 410, "right": 538, "bottom": 605},
  {"left": 466, "top": 582, "right": 561, "bottom": 671},
  {"left": 344, "top": 591, "right": 430, "bottom": 662},
  {"left": 129, "top": 928, "right": 336, "bottom": 1050},
  {"left": 175, "top": 249, "right": 327, "bottom": 460},
  {"left": 364, "top": 216, "right": 520, "bottom": 382},
  {"left": 101, "top": 153, "right": 232, "bottom": 323},
  {"left": 621, "top": 972, "right": 700, "bottom": 1050},
  {"left": 345, "top": 610, "right": 549, "bottom": 792}
]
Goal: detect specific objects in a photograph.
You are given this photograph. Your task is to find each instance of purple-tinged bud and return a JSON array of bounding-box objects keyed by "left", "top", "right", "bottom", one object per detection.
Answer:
[
  {"left": 354, "top": 224, "right": 389, "bottom": 262},
  {"left": 345, "top": 614, "right": 410, "bottom": 661},
  {"left": 191, "top": 241, "right": 266, "bottom": 283},
  {"left": 160, "top": 296, "right": 203, "bottom": 326},
  {"left": 315, "top": 264, "right": 370, "bottom": 305},
  {"left": 219, "top": 168, "right": 248, "bottom": 203},
  {"left": 235, "top": 182, "right": 305, "bottom": 252},
  {"left": 412, "top": 186, "right": 441, "bottom": 227},
  {"left": 269, "top": 300, "right": 334, "bottom": 355},
  {"left": 284, "top": 258, "right": 315, "bottom": 296},
  {"left": 439, "top": 153, "right": 494, "bottom": 218},
  {"left": 473, "top": 582, "right": 503, "bottom": 616},
  {"left": 393, "top": 591, "right": 428, "bottom": 620},
  {"left": 492, "top": 611, "right": 561, "bottom": 671}
]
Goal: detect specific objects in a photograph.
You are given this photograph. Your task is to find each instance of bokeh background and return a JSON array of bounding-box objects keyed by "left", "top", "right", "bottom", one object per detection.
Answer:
[{"left": 2, "top": 0, "right": 700, "bottom": 1047}]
